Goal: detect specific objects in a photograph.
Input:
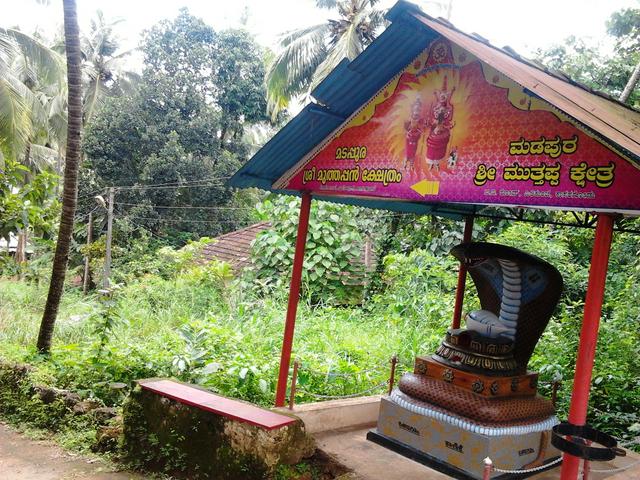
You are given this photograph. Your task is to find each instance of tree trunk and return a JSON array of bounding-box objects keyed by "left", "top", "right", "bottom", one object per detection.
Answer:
[
  {"left": 37, "top": 0, "right": 83, "bottom": 354},
  {"left": 15, "top": 229, "right": 26, "bottom": 264},
  {"left": 219, "top": 123, "right": 228, "bottom": 149},
  {"left": 619, "top": 60, "right": 640, "bottom": 104}
]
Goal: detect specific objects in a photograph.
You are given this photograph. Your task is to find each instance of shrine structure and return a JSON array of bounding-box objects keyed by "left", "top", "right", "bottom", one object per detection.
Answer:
[{"left": 230, "top": 2, "right": 640, "bottom": 479}]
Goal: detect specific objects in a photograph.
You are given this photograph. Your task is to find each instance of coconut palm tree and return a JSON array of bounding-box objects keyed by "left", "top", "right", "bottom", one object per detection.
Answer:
[
  {"left": 0, "top": 28, "right": 66, "bottom": 168},
  {"left": 265, "top": 0, "right": 386, "bottom": 119},
  {"left": 37, "top": 0, "right": 83, "bottom": 354},
  {"left": 0, "top": 29, "right": 66, "bottom": 171},
  {"left": 79, "top": 10, "right": 140, "bottom": 124}
]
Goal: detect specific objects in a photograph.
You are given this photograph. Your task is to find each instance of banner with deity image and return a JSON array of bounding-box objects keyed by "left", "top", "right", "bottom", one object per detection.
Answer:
[{"left": 276, "top": 37, "right": 640, "bottom": 213}]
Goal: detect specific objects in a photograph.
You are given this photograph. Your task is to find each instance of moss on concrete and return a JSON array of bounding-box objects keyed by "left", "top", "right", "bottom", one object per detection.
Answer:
[{"left": 122, "top": 382, "right": 315, "bottom": 479}]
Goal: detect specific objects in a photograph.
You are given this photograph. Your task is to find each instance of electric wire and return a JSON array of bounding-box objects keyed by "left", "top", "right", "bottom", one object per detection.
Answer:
[{"left": 114, "top": 202, "right": 252, "bottom": 210}]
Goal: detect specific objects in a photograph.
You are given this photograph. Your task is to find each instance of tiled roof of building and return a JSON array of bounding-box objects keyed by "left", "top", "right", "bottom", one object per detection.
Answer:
[
  {"left": 199, "top": 221, "right": 375, "bottom": 278},
  {"left": 199, "top": 222, "right": 271, "bottom": 271}
]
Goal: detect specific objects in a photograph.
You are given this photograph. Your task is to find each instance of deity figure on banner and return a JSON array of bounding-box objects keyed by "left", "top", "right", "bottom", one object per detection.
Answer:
[
  {"left": 403, "top": 97, "right": 425, "bottom": 171},
  {"left": 426, "top": 76, "right": 455, "bottom": 171}
]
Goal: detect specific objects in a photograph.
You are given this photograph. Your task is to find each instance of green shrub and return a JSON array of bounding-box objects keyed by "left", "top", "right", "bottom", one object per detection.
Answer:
[{"left": 250, "top": 196, "right": 364, "bottom": 303}]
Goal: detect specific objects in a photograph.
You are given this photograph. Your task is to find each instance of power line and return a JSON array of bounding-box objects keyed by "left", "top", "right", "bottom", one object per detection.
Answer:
[
  {"left": 116, "top": 176, "right": 231, "bottom": 188},
  {"left": 75, "top": 179, "right": 231, "bottom": 201},
  {"left": 114, "top": 202, "right": 252, "bottom": 210},
  {"left": 126, "top": 219, "right": 170, "bottom": 241},
  {"left": 111, "top": 177, "right": 231, "bottom": 190},
  {"left": 115, "top": 182, "right": 229, "bottom": 191},
  {"left": 77, "top": 188, "right": 108, "bottom": 201},
  {"left": 125, "top": 215, "right": 256, "bottom": 225},
  {"left": 74, "top": 206, "right": 100, "bottom": 222}
]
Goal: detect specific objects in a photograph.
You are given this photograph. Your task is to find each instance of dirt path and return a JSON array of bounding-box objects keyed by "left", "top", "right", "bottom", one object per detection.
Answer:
[{"left": 0, "top": 422, "right": 147, "bottom": 480}]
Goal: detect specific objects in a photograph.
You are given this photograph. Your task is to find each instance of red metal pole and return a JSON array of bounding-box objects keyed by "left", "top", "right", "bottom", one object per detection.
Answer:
[
  {"left": 560, "top": 214, "right": 615, "bottom": 480},
  {"left": 274, "top": 193, "right": 312, "bottom": 407},
  {"left": 452, "top": 216, "right": 474, "bottom": 329}
]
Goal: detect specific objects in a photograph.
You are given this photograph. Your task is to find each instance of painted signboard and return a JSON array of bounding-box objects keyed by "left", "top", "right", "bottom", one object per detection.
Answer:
[{"left": 276, "top": 37, "right": 640, "bottom": 213}]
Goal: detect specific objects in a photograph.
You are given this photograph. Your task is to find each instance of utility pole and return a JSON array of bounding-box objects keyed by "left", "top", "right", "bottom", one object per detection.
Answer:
[
  {"left": 82, "top": 211, "right": 93, "bottom": 294},
  {"left": 103, "top": 187, "right": 114, "bottom": 289}
]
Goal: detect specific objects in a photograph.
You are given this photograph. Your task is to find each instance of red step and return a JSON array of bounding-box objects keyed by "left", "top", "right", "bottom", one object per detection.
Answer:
[{"left": 139, "top": 379, "right": 296, "bottom": 430}]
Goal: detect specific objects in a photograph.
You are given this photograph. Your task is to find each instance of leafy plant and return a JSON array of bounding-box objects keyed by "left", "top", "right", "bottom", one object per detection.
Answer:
[
  {"left": 171, "top": 324, "right": 208, "bottom": 378},
  {"left": 251, "top": 196, "right": 364, "bottom": 303}
]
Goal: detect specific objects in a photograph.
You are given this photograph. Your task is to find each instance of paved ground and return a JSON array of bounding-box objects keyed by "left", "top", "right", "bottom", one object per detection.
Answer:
[
  {"left": 0, "top": 422, "right": 146, "bottom": 480},
  {"left": 315, "top": 426, "right": 640, "bottom": 480},
  {"left": 2, "top": 420, "right": 639, "bottom": 480}
]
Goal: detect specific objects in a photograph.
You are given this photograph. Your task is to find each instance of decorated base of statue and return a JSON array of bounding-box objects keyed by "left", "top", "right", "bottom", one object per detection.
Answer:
[{"left": 369, "top": 392, "right": 561, "bottom": 479}]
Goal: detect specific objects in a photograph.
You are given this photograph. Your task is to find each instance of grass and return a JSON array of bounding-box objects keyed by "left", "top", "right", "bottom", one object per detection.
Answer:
[
  {"left": 0, "top": 222, "right": 639, "bottom": 452},
  {"left": 0, "top": 268, "right": 450, "bottom": 408}
]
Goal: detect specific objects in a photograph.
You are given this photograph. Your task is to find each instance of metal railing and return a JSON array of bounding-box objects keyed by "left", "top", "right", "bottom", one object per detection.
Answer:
[{"left": 287, "top": 355, "right": 399, "bottom": 410}]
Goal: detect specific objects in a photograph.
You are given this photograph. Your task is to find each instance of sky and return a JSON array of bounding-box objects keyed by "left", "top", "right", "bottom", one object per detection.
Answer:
[{"left": 4, "top": 0, "right": 637, "bottom": 69}]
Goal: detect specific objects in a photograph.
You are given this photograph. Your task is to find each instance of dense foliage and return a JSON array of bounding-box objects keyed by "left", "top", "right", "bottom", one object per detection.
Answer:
[
  {"left": 250, "top": 196, "right": 365, "bottom": 302},
  {"left": 1, "top": 216, "right": 639, "bottom": 453},
  {"left": 0, "top": 158, "right": 60, "bottom": 241},
  {"left": 83, "top": 9, "right": 269, "bottom": 237}
]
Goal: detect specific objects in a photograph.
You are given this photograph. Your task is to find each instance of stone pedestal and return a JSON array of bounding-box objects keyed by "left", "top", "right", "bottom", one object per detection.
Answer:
[{"left": 369, "top": 396, "right": 560, "bottom": 479}]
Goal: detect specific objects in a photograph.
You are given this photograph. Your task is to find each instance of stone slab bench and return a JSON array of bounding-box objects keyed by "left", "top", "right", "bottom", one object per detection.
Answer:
[
  {"left": 123, "top": 379, "right": 314, "bottom": 479},
  {"left": 139, "top": 379, "right": 296, "bottom": 430}
]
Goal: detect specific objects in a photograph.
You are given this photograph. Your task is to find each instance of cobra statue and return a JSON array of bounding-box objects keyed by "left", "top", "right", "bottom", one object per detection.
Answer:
[
  {"left": 395, "top": 242, "right": 563, "bottom": 427},
  {"left": 371, "top": 242, "right": 566, "bottom": 477},
  {"left": 444, "top": 242, "right": 563, "bottom": 373}
]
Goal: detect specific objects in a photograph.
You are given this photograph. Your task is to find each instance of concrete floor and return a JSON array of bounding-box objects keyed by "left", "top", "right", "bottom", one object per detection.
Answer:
[
  {"left": 315, "top": 426, "right": 640, "bottom": 480},
  {"left": 0, "top": 422, "right": 145, "bottom": 480}
]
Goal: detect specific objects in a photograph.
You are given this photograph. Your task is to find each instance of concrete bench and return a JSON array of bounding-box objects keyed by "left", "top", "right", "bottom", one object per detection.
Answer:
[
  {"left": 139, "top": 379, "right": 296, "bottom": 430},
  {"left": 123, "top": 379, "right": 314, "bottom": 479}
]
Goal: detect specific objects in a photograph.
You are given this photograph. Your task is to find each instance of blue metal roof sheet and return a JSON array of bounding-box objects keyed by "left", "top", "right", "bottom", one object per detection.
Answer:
[
  {"left": 229, "top": 1, "right": 475, "bottom": 217},
  {"left": 230, "top": 103, "right": 344, "bottom": 190},
  {"left": 229, "top": 0, "right": 639, "bottom": 217}
]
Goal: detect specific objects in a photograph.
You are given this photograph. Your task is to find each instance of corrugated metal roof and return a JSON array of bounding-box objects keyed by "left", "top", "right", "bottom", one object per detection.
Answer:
[
  {"left": 230, "top": 104, "right": 345, "bottom": 190},
  {"left": 229, "top": 0, "right": 640, "bottom": 215}
]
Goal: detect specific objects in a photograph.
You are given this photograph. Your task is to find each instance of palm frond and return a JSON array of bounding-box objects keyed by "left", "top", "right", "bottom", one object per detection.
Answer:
[
  {"left": 278, "top": 24, "right": 330, "bottom": 48},
  {"left": 266, "top": 24, "right": 330, "bottom": 119},
  {"left": 0, "top": 75, "right": 33, "bottom": 157},
  {"left": 115, "top": 71, "right": 141, "bottom": 96},
  {"left": 243, "top": 122, "right": 278, "bottom": 155},
  {"left": 47, "top": 90, "right": 67, "bottom": 150},
  {"left": 0, "top": 31, "right": 18, "bottom": 65},
  {"left": 25, "top": 143, "right": 58, "bottom": 172},
  {"left": 107, "top": 47, "right": 137, "bottom": 61},
  {"left": 315, "top": 0, "right": 339, "bottom": 9},
  {"left": 309, "top": 16, "right": 366, "bottom": 92},
  {"left": 366, "top": 8, "right": 388, "bottom": 34},
  {"left": 309, "top": 44, "right": 350, "bottom": 93},
  {"left": 83, "top": 78, "right": 109, "bottom": 125},
  {"left": 3, "top": 29, "right": 66, "bottom": 87},
  {"left": 26, "top": 83, "right": 50, "bottom": 134}
]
